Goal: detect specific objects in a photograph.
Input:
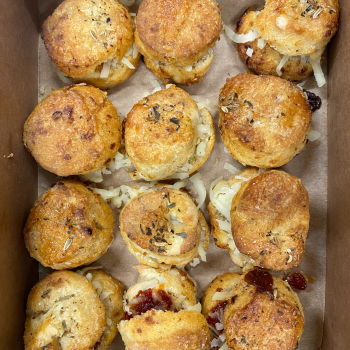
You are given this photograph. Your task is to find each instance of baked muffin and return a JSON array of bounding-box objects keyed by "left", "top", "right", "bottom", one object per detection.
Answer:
[
  {"left": 125, "top": 86, "right": 215, "bottom": 180},
  {"left": 79, "top": 268, "right": 125, "bottom": 350},
  {"left": 208, "top": 169, "right": 310, "bottom": 271},
  {"left": 135, "top": 0, "right": 222, "bottom": 85},
  {"left": 118, "top": 265, "right": 210, "bottom": 350},
  {"left": 218, "top": 74, "right": 312, "bottom": 168},
  {"left": 119, "top": 187, "right": 209, "bottom": 267},
  {"left": 255, "top": 0, "right": 339, "bottom": 60},
  {"left": 24, "top": 270, "right": 107, "bottom": 350},
  {"left": 24, "top": 180, "right": 114, "bottom": 270},
  {"left": 202, "top": 269, "right": 304, "bottom": 350},
  {"left": 235, "top": 8, "right": 314, "bottom": 81},
  {"left": 42, "top": 0, "right": 140, "bottom": 89},
  {"left": 229, "top": 0, "right": 338, "bottom": 83},
  {"left": 23, "top": 84, "right": 122, "bottom": 177}
]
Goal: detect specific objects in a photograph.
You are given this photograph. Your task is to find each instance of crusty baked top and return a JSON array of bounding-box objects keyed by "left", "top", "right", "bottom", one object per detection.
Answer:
[
  {"left": 219, "top": 73, "right": 311, "bottom": 167},
  {"left": 255, "top": 0, "right": 339, "bottom": 59},
  {"left": 42, "top": 0, "right": 134, "bottom": 77},
  {"left": 24, "top": 270, "right": 106, "bottom": 350},
  {"left": 23, "top": 84, "right": 121, "bottom": 176},
  {"left": 120, "top": 188, "right": 199, "bottom": 256},
  {"left": 24, "top": 180, "right": 114, "bottom": 270},
  {"left": 136, "top": 0, "right": 222, "bottom": 65},
  {"left": 125, "top": 86, "right": 198, "bottom": 180},
  {"left": 231, "top": 170, "right": 310, "bottom": 271}
]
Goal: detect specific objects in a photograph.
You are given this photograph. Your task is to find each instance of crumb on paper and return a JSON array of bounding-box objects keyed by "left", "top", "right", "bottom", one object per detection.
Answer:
[
  {"left": 3, "top": 153, "right": 14, "bottom": 158},
  {"left": 216, "top": 157, "right": 219, "bottom": 165},
  {"left": 39, "top": 85, "right": 46, "bottom": 95}
]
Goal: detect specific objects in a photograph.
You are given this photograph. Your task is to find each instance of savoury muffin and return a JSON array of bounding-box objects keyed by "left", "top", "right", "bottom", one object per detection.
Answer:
[
  {"left": 119, "top": 187, "right": 209, "bottom": 267},
  {"left": 235, "top": 8, "right": 314, "bottom": 81},
  {"left": 224, "top": 269, "right": 304, "bottom": 350},
  {"left": 79, "top": 269, "right": 125, "bottom": 350},
  {"left": 24, "top": 270, "right": 106, "bottom": 350},
  {"left": 231, "top": 170, "right": 310, "bottom": 271},
  {"left": 23, "top": 84, "right": 122, "bottom": 176},
  {"left": 24, "top": 180, "right": 114, "bottom": 270},
  {"left": 118, "top": 265, "right": 210, "bottom": 350},
  {"left": 42, "top": 0, "right": 140, "bottom": 89},
  {"left": 135, "top": 0, "right": 223, "bottom": 85},
  {"left": 126, "top": 86, "right": 215, "bottom": 180},
  {"left": 255, "top": 0, "right": 339, "bottom": 60},
  {"left": 218, "top": 74, "right": 312, "bottom": 168}
]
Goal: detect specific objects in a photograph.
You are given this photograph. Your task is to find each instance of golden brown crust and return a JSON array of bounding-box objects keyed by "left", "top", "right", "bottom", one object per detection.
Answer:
[
  {"left": 135, "top": 0, "right": 222, "bottom": 66},
  {"left": 23, "top": 84, "right": 121, "bottom": 176},
  {"left": 125, "top": 86, "right": 198, "bottom": 180},
  {"left": 236, "top": 9, "right": 314, "bottom": 81},
  {"left": 42, "top": 0, "right": 134, "bottom": 77},
  {"left": 218, "top": 74, "right": 312, "bottom": 168},
  {"left": 231, "top": 170, "right": 310, "bottom": 271},
  {"left": 120, "top": 188, "right": 209, "bottom": 267},
  {"left": 224, "top": 269, "right": 304, "bottom": 350},
  {"left": 76, "top": 51, "right": 141, "bottom": 90},
  {"left": 255, "top": 0, "right": 339, "bottom": 59},
  {"left": 24, "top": 180, "right": 114, "bottom": 270},
  {"left": 118, "top": 309, "right": 211, "bottom": 350},
  {"left": 82, "top": 270, "right": 125, "bottom": 350},
  {"left": 24, "top": 270, "right": 106, "bottom": 350},
  {"left": 143, "top": 49, "right": 214, "bottom": 86},
  {"left": 201, "top": 273, "right": 242, "bottom": 318}
]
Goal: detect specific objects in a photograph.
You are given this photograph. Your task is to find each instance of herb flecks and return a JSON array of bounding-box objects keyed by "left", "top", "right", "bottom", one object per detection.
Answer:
[
  {"left": 147, "top": 105, "right": 161, "bottom": 123},
  {"left": 169, "top": 117, "right": 180, "bottom": 131},
  {"left": 244, "top": 100, "right": 253, "bottom": 108}
]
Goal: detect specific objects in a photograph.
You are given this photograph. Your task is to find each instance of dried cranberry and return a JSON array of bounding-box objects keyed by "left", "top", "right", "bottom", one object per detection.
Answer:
[
  {"left": 304, "top": 90, "right": 322, "bottom": 112},
  {"left": 283, "top": 272, "right": 307, "bottom": 290},
  {"left": 244, "top": 269, "right": 273, "bottom": 293}
]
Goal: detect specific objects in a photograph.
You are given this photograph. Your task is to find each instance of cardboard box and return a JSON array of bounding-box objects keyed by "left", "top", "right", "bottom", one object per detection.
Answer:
[{"left": 0, "top": 0, "right": 348, "bottom": 348}]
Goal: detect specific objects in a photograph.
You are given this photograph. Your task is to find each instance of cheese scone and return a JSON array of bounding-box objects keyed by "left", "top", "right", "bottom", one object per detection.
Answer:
[
  {"left": 120, "top": 186, "right": 209, "bottom": 268},
  {"left": 202, "top": 269, "right": 304, "bottom": 350},
  {"left": 208, "top": 169, "right": 310, "bottom": 271},
  {"left": 24, "top": 181, "right": 114, "bottom": 270},
  {"left": 42, "top": 0, "right": 140, "bottom": 89},
  {"left": 218, "top": 74, "right": 312, "bottom": 168},
  {"left": 23, "top": 84, "right": 121, "bottom": 177},
  {"left": 126, "top": 86, "right": 215, "bottom": 181},
  {"left": 135, "top": 0, "right": 222, "bottom": 85},
  {"left": 118, "top": 265, "right": 210, "bottom": 350}
]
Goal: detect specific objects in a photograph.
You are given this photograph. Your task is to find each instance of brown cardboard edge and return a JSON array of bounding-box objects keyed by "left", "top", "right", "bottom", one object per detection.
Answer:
[
  {"left": 324, "top": 0, "right": 350, "bottom": 349},
  {"left": 0, "top": 0, "right": 39, "bottom": 348}
]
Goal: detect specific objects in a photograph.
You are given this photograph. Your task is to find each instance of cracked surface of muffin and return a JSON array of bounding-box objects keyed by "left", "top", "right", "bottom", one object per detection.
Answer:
[
  {"left": 218, "top": 74, "right": 312, "bottom": 168},
  {"left": 126, "top": 86, "right": 215, "bottom": 180},
  {"left": 42, "top": 0, "right": 140, "bottom": 89},
  {"left": 24, "top": 180, "right": 114, "bottom": 270},
  {"left": 119, "top": 187, "right": 209, "bottom": 267},
  {"left": 23, "top": 84, "right": 121, "bottom": 176},
  {"left": 135, "top": 0, "right": 222, "bottom": 85}
]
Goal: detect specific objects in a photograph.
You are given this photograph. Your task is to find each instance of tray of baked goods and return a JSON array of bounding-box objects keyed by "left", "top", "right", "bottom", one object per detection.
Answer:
[{"left": 21, "top": 0, "right": 338, "bottom": 348}]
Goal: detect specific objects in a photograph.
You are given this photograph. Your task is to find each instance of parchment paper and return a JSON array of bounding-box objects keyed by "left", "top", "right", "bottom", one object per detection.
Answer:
[{"left": 37, "top": 1, "right": 328, "bottom": 349}]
